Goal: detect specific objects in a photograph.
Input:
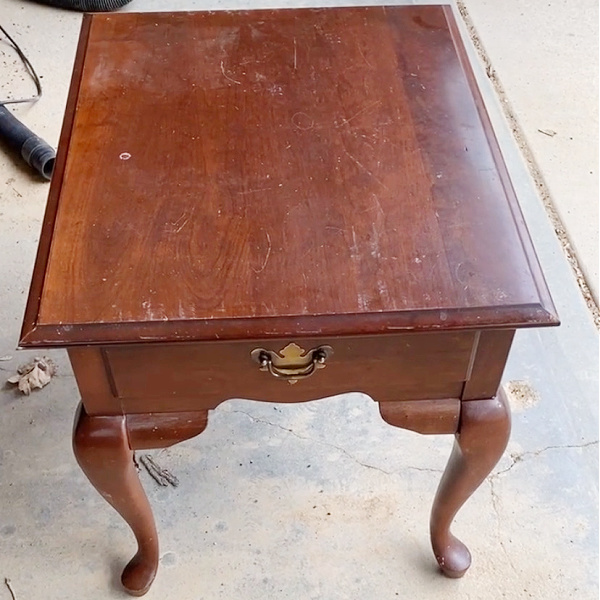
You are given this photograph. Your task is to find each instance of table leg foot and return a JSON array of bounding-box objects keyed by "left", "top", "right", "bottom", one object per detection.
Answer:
[
  {"left": 72, "top": 404, "right": 158, "bottom": 596},
  {"left": 430, "top": 392, "right": 511, "bottom": 577}
]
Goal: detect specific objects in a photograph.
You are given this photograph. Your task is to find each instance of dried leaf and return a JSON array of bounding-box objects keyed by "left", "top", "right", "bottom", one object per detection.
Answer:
[{"left": 6, "top": 356, "right": 57, "bottom": 395}]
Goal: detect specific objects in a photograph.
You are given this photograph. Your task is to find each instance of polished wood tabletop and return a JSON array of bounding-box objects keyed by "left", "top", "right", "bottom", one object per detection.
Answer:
[{"left": 21, "top": 5, "right": 556, "bottom": 348}]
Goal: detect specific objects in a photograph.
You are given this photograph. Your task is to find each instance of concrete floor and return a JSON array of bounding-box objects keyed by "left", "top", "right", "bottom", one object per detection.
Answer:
[{"left": 0, "top": 1, "right": 598, "bottom": 599}]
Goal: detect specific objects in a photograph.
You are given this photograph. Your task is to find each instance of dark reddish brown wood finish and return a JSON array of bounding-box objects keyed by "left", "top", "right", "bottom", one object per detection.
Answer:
[
  {"left": 461, "top": 329, "right": 515, "bottom": 400},
  {"left": 20, "top": 16, "right": 92, "bottom": 347},
  {"left": 105, "top": 332, "right": 475, "bottom": 411},
  {"left": 19, "top": 6, "right": 559, "bottom": 596},
  {"left": 430, "top": 390, "right": 511, "bottom": 576},
  {"left": 379, "top": 399, "right": 460, "bottom": 434},
  {"left": 73, "top": 405, "right": 210, "bottom": 596},
  {"left": 20, "top": 6, "right": 557, "bottom": 348},
  {"left": 68, "top": 346, "right": 121, "bottom": 415},
  {"left": 127, "top": 411, "right": 209, "bottom": 449},
  {"left": 72, "top": 405, "right": 159, "bottom": 596}
]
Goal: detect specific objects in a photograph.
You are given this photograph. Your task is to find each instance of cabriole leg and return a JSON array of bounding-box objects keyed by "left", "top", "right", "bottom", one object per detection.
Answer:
[
  {"left": 72, "top": 404, "right": 158, "bottom": 596},
  {"left": 430, "top": 392, "right": 511, "bottom": 577}
]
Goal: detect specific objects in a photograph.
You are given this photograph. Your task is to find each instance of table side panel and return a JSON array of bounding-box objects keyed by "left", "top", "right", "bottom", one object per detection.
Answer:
[
  {"left": 68, "top": 346, "right": 122, "bottom": 415},
  {"left": 461, "top": 329, "right": 515, "bottom": 400}
]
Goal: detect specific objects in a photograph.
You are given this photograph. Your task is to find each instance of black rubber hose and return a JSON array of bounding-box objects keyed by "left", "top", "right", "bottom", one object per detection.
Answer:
[
  {"left": 30, "top": 0, "right": 133, "bottom": 10},
  {"left": 0, "top": 104, "right": 55, "bottom": 180}
]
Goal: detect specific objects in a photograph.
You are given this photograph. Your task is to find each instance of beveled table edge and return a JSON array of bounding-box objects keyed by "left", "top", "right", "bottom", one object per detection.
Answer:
[{"left": 19, "top": 303, "right": 558, "bottom": 348}]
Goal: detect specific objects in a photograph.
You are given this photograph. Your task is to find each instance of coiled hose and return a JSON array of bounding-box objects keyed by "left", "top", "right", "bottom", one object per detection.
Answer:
[
  {"left": 31, "top": 0, "right": 133, "bottom": 10},
  {"left": 0, "top": 105, "right": 55, "bottom": 180},
  {"left": 0, "top": 0, "right": 132, "bottom": 180}
]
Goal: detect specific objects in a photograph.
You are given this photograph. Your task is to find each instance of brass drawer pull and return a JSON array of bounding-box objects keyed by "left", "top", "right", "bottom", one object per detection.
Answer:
[{"left": 250, "top": 342, "right": 333, "bottom": 385}]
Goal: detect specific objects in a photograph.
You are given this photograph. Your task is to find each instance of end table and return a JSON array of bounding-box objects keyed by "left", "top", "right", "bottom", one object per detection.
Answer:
[{"left": 20, "top": 6, "right": 558, "bottom": 596}]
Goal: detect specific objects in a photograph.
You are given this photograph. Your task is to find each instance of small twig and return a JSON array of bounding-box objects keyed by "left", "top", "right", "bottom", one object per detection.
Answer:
[
  {"left": 537, "top": 128, "right": 557, "bottom": 137},
  {"left": 139, "top": 454, "right": 179, "bottom": 487},
  {"left": 4, "top": 578, "right": 16, "bottom": 600},
  {"left": 139, "top": 455, "right": 168, "bottom": 486}
]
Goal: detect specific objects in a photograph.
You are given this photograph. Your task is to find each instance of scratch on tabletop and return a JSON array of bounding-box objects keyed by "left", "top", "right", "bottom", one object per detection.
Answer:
[
  {"left": 253, "top": 231, "right": 272, "bottom": 274},
  {"left": 238, "top": 187, "right": 273, "bottom": 195},
  {"left": 342, "top": 148, "right": 389, "bottom": 191},
  {"left": 220, "top": 60, "right": 241, "bottom": 85},
  {"left": 292, "top": 112, "right": 314, "bottom": 130},
  {"left": 357, "top": 44, "right": 374, "bottom": 69},
  {"left": 171, "top": 213, "right": 191, "bottom": 234},
  {"left": 335, "top": 100, "right": 381, "bottom": 128},
  {"left": 293, "top": 37, "right": 297, "bottom": 70}
]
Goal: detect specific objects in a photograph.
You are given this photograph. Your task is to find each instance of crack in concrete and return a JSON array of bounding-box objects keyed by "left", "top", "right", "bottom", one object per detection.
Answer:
[
  {"left": 486, "top": 440, "right": 598, "bottom": 573},
  {"left": 228, "top": 409, "right": 443, "bottom": 476},
  {"left": 406, "top": 466, "right": 444, "bottom": 474},
  {"left": 494, "top": 441, "right": 599, "bottom": 476},
  {"left": 488, "top": 477, "right": 519, "bottom": 575}
]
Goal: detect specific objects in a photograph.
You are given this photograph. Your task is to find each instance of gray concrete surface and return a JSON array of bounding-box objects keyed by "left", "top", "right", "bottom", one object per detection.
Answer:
[{"left": 0, "top": 1, "right": 598, "bottom": 599}]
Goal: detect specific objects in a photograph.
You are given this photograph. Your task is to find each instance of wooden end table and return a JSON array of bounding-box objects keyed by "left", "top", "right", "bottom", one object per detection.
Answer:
[{"left": 20, "top": 6, "right": 558, "bottom": 596}]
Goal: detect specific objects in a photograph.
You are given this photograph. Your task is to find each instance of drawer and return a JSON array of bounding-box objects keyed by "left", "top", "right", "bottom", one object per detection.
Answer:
[{"left": 104, "top": 332, "right": 477, "bottom": 413}]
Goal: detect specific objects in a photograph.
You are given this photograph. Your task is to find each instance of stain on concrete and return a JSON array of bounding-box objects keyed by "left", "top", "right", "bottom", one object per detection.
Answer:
[
  {"left": 160, "top": 551, "right": 177, "bottom": 567},
  {"left": 503, "top": 380, "right": 541, "bottom": 412}
]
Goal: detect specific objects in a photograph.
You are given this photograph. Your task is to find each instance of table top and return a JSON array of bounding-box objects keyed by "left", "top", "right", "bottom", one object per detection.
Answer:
[{"left": 21, "top": 5, "right": 557, "bottom": 347}]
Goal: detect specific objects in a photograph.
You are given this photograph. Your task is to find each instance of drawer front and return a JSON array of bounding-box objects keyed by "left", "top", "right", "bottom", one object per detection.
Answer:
[{"left": 105, "top": 332, "right": 476, "bottom": 412}]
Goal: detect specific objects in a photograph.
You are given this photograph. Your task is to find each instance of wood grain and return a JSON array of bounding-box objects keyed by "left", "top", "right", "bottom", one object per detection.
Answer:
[
  {"left": 461, "top": 329, "right": 515, "bottom": 400},
  {"left": 72, "top": 404, "right": 158, "bottom": 595},
  {"left": 379, "top": 398, "right": 460, "bottom": 434},
  {"left": 126, "top": 411, "right": 209, "bottom": 449},
  {"left": 20, "top": 6, "right": 558, "bottom": 347},
  {"left": 68, "top": 346, "right": 122, "bottom": 415},
  {"left": 430, "top": 391, "right": 511, "bottom": 577},
  {"left": 20, "top": 17, "right": 92, "bottom": 345},
  {"left": 105, "top": 332, "right": 474, "bottom": 412}
]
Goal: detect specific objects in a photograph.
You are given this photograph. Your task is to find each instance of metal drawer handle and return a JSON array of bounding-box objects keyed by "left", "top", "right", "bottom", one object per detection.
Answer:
[{"left": 250, "top": 343, "right": 333, "bottom": 385}]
